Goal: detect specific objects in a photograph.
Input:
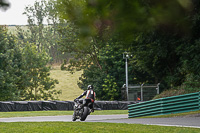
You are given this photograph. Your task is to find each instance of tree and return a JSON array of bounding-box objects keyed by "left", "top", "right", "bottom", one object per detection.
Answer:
[
  {"left": 60, "top": 32, "right": 154, "bottom": 100},
  {"left": 56, "top": 0, "right": 194, "bottom": 41},
  {"left": 56, "top": 0, "right": 164, "bottom": 100},
  {"left": 0, "top": 26, "right": 22, "bottom": 100},
  {"left": 58, "top": 23, "right": 125, "bottom": 100},
  {"left": 56, "top": 0, "right": 200, "bottom": 92},
  {"left": 19, "top": 43, "right": 61, "bottom": 100},
  {"left": 0, "top": 26, "right": 61, "bottom": 101},
  {"left": 129, "top": 32, "right": 185, "bottom": 88},
  {"left": 18, "top": 0, "right": 67, "bottom": 64}
]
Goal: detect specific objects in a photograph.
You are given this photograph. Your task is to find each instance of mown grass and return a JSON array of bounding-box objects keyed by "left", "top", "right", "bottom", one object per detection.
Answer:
[
  {"left": 0, "top": 110, "right": 199, "bottom": 118},
  {"left": 0, "top": 122, "right": 199, "bottom": 133},
  {"left": 139, "top": 110, "right": 200, "bottom": 118},
  {"left": 0, "top": 110, "right": 128, "bottom": 118},
  {"left": 1, "top": 110, "right": 199, "bottom": 119},
  {"left": 0, "top": 110, "right": 199, "bottom": 132},
  {"left": 0, "top": 111, "right": 73, "bottom": 118}
]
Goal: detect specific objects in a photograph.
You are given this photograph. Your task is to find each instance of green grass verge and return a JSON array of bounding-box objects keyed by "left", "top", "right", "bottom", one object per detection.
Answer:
[
  {"left": 0, "top": 109, "right": 199, "bottom": 119},
  {"left": 0, "top": 110, "right": 128, "bottom": 118},
  {"left": 0, "top": 122, "right": 199, "bottom": 133},
  {"left": 0, "top": 110, "right": 199, "bottom": 132},
  {"left": 0, "top": 111, "right": 72, "bottom": 118},
  {"left": 137, "top": 110, "right": 200, "bottom": 119}
]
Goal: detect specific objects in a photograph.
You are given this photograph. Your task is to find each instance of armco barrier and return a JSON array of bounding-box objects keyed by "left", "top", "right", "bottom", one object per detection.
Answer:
[
  {"left": 0, "top": 101, "right": 134, "bottom": 112},
  {"left": 128, "top": 92, "right": 200, "bottom": 118}
]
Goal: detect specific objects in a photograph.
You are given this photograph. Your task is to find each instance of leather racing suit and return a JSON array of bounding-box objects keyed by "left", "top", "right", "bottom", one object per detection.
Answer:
[{"left": 76, "top": 89, "right": 96, "bottom": 111}]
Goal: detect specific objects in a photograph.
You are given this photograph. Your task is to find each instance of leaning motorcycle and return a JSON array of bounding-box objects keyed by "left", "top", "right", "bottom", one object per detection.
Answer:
[{"left": 72, "top": 99, "right": 93, "bottom": 121}]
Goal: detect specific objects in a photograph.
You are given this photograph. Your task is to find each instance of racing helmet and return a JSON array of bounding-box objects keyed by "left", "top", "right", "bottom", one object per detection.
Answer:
[{"left": 87, "top": 85, "right": 93, "bottom": 90}]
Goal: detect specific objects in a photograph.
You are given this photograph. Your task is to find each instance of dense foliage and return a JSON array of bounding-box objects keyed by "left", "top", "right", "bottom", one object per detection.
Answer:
[
  {"left": 0, "top": 26, "right": 60, "bottom": 101},
  {"left": 56, "top": 0, "right": 200, "bottom": 100},
  {"left": 59, "top": 26, "right": 155, "bottom": 100},
  {"left": 2, "top": 0, "right": 200, "bottom": 101},
  {"left": 0, "top": 26, "right": 21, "bottom": 100},
  {"left": 19, "top": 43, "right": 61, "bottom": 100}
]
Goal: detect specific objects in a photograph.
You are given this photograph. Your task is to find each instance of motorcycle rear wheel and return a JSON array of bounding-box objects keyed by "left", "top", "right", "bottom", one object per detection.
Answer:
[{"left": 80, "top": 106, "right": 89, "bottom": 121}]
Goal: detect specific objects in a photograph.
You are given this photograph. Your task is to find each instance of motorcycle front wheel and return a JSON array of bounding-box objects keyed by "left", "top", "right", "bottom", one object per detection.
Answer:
[{"left": 72, "top": 111, "right": 76, "bottom": 121}]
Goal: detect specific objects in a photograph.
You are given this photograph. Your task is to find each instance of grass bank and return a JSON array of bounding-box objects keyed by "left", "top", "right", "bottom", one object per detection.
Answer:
[
  {"left": 50, "top": 68, "right": 83, "bottom": 101},
  {"left": 0, "top": 122, "right": 199, "bottom": 133}
]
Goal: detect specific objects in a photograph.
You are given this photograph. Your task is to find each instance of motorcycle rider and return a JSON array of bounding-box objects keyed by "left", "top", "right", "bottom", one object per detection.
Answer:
[{"left": 74, "top": 85, "right": 96, "bottom": 112}]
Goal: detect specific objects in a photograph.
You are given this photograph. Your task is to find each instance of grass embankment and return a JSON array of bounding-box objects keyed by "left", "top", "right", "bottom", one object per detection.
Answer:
[
  {"left": 153, "top": 88, "right": 200, "bottom": 99},
  {"left": 50, "top": 67, "right": 83, "bottom": 101},
  {"left": 0, "top": 122, "right": 199, "bottom": 133}
]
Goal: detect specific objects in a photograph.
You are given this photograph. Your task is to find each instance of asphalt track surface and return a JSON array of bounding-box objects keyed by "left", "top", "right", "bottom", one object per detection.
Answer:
[{"left": 0, "top": 115, "right": 199, "bottom": 128}]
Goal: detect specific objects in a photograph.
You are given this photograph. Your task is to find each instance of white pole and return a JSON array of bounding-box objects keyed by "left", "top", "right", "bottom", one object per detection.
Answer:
[
  {"left": 125, "top": 57, "right": 129, "bottom": 101},
  {"left": 141, "top": 84, "right": 143, "bottom": 101},
  {"left": 157, "top": 83, "right": 160, "bottom": 94}
]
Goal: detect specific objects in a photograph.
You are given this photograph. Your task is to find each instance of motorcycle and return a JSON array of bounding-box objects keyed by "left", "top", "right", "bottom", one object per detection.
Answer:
[{"left": 72, "top": 99, "right": 93, "bottom": 121}]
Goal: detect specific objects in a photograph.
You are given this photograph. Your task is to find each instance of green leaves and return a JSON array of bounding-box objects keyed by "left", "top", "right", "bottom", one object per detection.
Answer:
[
  {"left": 56, "top": 0, "right": 195, "bottom": 42},
  {"left": 0, "top": 26, "right": 21, "bottom": 100},
  {"left": 102, "top": 75, "right": 118, "bottom": 100},
  {"left": 55, "top": 0, "right": 200, "bottom": 99},
  {"left": 18, "top": 0, "right": 66, "bottom": 64},
  {"left": 20, "top": 43, "right": 60, "bottom": 100},
  {"left": 75, "top": 37, "right": 127, "bottom": 100},
  {"left": 0, "top": 26, "right": 61, "bottom": 101}
]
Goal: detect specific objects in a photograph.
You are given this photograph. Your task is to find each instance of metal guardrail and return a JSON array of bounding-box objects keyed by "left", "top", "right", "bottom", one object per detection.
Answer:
[{"left": 128, "top": 92, "right": 200, "bottom": 118}]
